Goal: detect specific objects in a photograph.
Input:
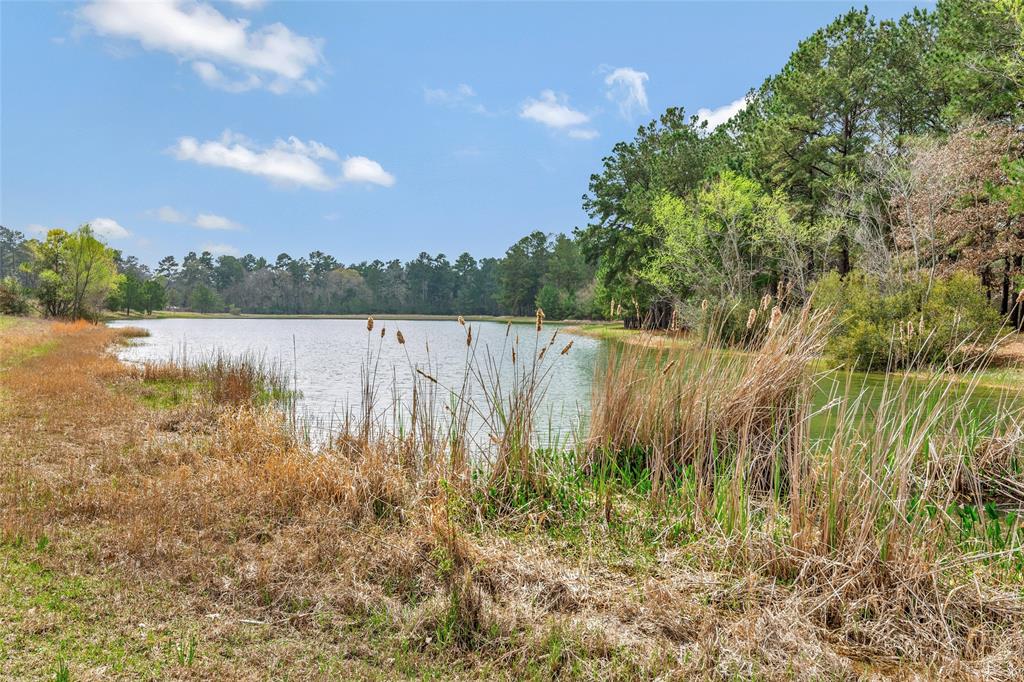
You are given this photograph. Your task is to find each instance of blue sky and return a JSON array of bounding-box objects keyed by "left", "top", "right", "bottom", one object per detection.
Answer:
[{"left": 1, "top": 1, "right": 925, "bottom": 266}]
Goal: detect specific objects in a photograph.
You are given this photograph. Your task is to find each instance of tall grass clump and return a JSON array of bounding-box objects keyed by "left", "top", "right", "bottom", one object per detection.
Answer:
[
  {"left": 141, "top": 350, "right": 287, "bottom": 407},
  {"left": 587, "top": 303, "right": 829, "bottom": 504},
  {"left": 587, "top": 301, "right": 1024, "bottom": 667}
]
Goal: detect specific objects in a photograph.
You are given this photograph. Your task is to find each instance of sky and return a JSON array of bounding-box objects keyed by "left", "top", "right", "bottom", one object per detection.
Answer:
[{"left": 1, "top": 1, "right": 927, "bottom": 267}]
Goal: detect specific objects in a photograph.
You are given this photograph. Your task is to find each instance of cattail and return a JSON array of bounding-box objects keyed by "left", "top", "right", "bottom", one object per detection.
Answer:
[
  {"left": 560, "top": 340, "right": 573, "bottom": 355},
  {"left": 769, "top": 306, "right": 782, "bottom": 330},
  {"left": 760, "top": 293, "right": 772, "bottom": 311},
  {"left": 466, "top": 325, "right": 472, "bottom": 347},
  {"left": 918, "top": 315, "right": 924, "bottom": 335},
  {"left": 536, "top": 307, "right": 544, "bottom": 331},
  {"left": 506, "top": 320, "right": 512, "bottom": 337},
  {"left": 700, "top": 299, "right": 708, "bottom": 313},
  {"left": 457, "top": 315, "right": 465, "bottom": 327},
  {"left": 661, "top": 359, "right": 676, "bottom": 375},
  {"left": 511, "top": 347, "right": 517, "bottom": 364},
  {"left": 367, "top": 316, "right": 374, "bottom": 332},
  {"left": 415, "top": 368, "right": 437, "bottom": 384},
  {"left": 380, "top": 327, "right": 386, "bottom": 338},
  {"left": 906, "top": 319, "right": 915, "bottom": 339},
  {"left": 746, "top": 308, "right": 757, "bottom": 329},
  {"left": 538, "top": 346, "right": 547, "bottom": 360},
  {"left": 396, "top": 329, "right": 405, "bottom": 345}
]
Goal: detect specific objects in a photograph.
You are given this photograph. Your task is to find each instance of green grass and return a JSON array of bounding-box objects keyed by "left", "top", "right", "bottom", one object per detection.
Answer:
[{"left": 0, "top": 542, "right": 176, "bottom": 679}]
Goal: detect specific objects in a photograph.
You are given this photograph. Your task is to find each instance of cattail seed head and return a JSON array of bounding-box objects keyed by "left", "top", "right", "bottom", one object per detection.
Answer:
[
  {"left": 367, "top": 316, "right": 374, "bottom": 332},
  {"left": 466, "top": 326, "right": 472, "bottom": 347},
  {"left": 536, "top": 307, "right": 544, "bottom": 331},
  {"left": 381, "top": 327, "right": 386, "bottom": 338},
  {"left": 769, "top": 306, "right": 782, "bottom": 330},
  {"left": 415, "top": 368, "right": 438, "bottom": 384},
  {"left": 560, "top": 340, "right": 573, "bottom": 355},
  {"left": 506, "top": 320, "right": 512, "bottom": 337},
  {"left": 396, "top": 330, "right": 405, "bottom": 345},
  {"left": 746, "top": 308, "right": 757, "bottom": 329},
  {"left": 458, "top": 315, "right": 465, "bottom": 327},
  {"left": 760, "top": 293, "right": 772, "bottom": 311},
  {"left": 538, "top": 346, "right": 547, "bottom": 360}
]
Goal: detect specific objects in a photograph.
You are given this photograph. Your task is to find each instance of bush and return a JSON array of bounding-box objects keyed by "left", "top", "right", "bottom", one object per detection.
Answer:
[
  {"left": 812, "top": 270, "right": 1001, "bottom": 371},
  {"left": 0, "top": 277, "right": 30, "bottom": 315}
]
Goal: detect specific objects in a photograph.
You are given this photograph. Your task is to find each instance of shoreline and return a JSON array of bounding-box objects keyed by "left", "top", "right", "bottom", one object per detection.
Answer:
[{"left": 102, "top": 310, "right": 617, "bottom": 325}]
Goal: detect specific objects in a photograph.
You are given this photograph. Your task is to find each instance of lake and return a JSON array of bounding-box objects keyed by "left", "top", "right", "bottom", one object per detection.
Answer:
[
  {"left": 108, "top": 318, "right": 1019, "bottom": 448},
  {"left": 108, "top": 318, "right": 604, "bottom": 447}
]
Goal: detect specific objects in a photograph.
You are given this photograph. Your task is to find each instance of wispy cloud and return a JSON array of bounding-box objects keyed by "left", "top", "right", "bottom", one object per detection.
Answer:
[
  {"left": 149, "top": 206, "right": 240, "bottom": 229},
  {"left": 604, "top": 67, "right": 649, "bottom": 119},
  {"left": 195, "top": 213, "right": 241, "bottom": 230},
  {"left": 520, "top": 90, "right": 596, "bottom": 140},
  {"left": 423, "top": 83, "right": 488, "bottom": 114},
  {"left": 201, "top": 242, "right": 241, "bottom": 257},
  {"left": 77, "top": 0, "right": 323, "bottom": 94},
  {"left": 150, "top": 205, "right": 187, "bottom": 223},
  {"left": 169, "top": 130, "right": 395, "bottom": 190},
  {"left": 697, "top": 96, "right": 748, "bottom": 130}
]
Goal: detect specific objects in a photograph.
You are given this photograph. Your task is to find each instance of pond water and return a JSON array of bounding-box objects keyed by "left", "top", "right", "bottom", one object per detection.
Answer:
[
  {"left": 108, "top": 318, "right": 603, "bottom": 447},
  {"left": 108, "top": 318, "right": 1019, "bottom": 448}
]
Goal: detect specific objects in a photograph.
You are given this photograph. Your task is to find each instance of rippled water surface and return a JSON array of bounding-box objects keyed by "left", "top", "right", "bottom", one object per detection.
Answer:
[{"left": 108, "top": 318, "right": 603, "bottom": 445}]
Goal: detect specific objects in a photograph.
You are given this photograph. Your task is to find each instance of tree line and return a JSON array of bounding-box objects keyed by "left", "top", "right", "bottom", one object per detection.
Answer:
[
  {"left": 0, "top": 225, "right": 598, "bottom": 320},
  {"left": 577, "top": 0, "right": 1024, "bottom": 332}
]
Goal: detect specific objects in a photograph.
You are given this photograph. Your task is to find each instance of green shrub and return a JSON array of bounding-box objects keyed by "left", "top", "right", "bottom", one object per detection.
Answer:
[
  {"left": 812, "top": 270, "right": 1001, "bottom": 371},
  {"left": 0, "top": 277, "right": 30, "bottom": 315}
]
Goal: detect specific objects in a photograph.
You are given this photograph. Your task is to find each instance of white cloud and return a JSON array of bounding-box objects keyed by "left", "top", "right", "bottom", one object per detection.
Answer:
[
  {"left": 424, "top": 83, "right": 488, "bottom": 114},
  {"left": 170, "top": 130, "right": 395, "bottom": 190},
  {"left": 90, "top": 217, "right": 131, "bottom": 239},
  {"left": 201, "top": 242, "right": 241, "bottom": 257},
  {"left": 150, "top": 205, "right": 241, "bottom": 229},
  {"left": 151, "top": 205, "right": 187, "bottom": 223},
  {"left": 194, "top": 213, "right": 241, "bottom": 230},
  {"left": 226, "top": 0, "right": 265, "bottom": 9},
  {"left": 520, "top": 90, "right": 589, "bottom": 129},
  {"left": 520, "top": 90, "right": 596, "bottom": 139},
  {"left": 697, "top": 96, "right": 748, "bottom": 130},
  {"left": 78, "top": 0, "right": 323, "bottom": 94},
  {"left": 341, "top": 156, "right": 396, "bottom": 187},
  {"left": 604, "top": 67, "right": 649, "bottom": 119}
]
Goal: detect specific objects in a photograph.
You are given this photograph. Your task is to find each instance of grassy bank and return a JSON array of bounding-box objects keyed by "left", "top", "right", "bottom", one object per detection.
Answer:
[{"left": 2, "top": 313, "right": 1023, "bottom": 679}]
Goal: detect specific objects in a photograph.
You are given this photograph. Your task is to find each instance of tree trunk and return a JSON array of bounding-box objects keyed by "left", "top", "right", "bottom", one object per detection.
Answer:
[{"left": 1001, "top": 260, "right": 1011, "bottom": 316}]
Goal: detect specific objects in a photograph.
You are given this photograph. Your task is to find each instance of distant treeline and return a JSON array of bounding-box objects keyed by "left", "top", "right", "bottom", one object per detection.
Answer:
[{"left": 0, "top": 226, "right": 601, "bottom": 320}]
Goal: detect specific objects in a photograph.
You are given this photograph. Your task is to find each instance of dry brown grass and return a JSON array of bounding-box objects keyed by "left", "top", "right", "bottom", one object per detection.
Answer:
[{"left": 1, "top": 315, "right": 1022, "bottom": 679}]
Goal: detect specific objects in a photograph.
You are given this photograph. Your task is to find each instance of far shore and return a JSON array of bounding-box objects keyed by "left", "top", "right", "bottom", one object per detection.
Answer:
[{"left": 102, "top": 310, "right": 623, "bottom": 326}]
